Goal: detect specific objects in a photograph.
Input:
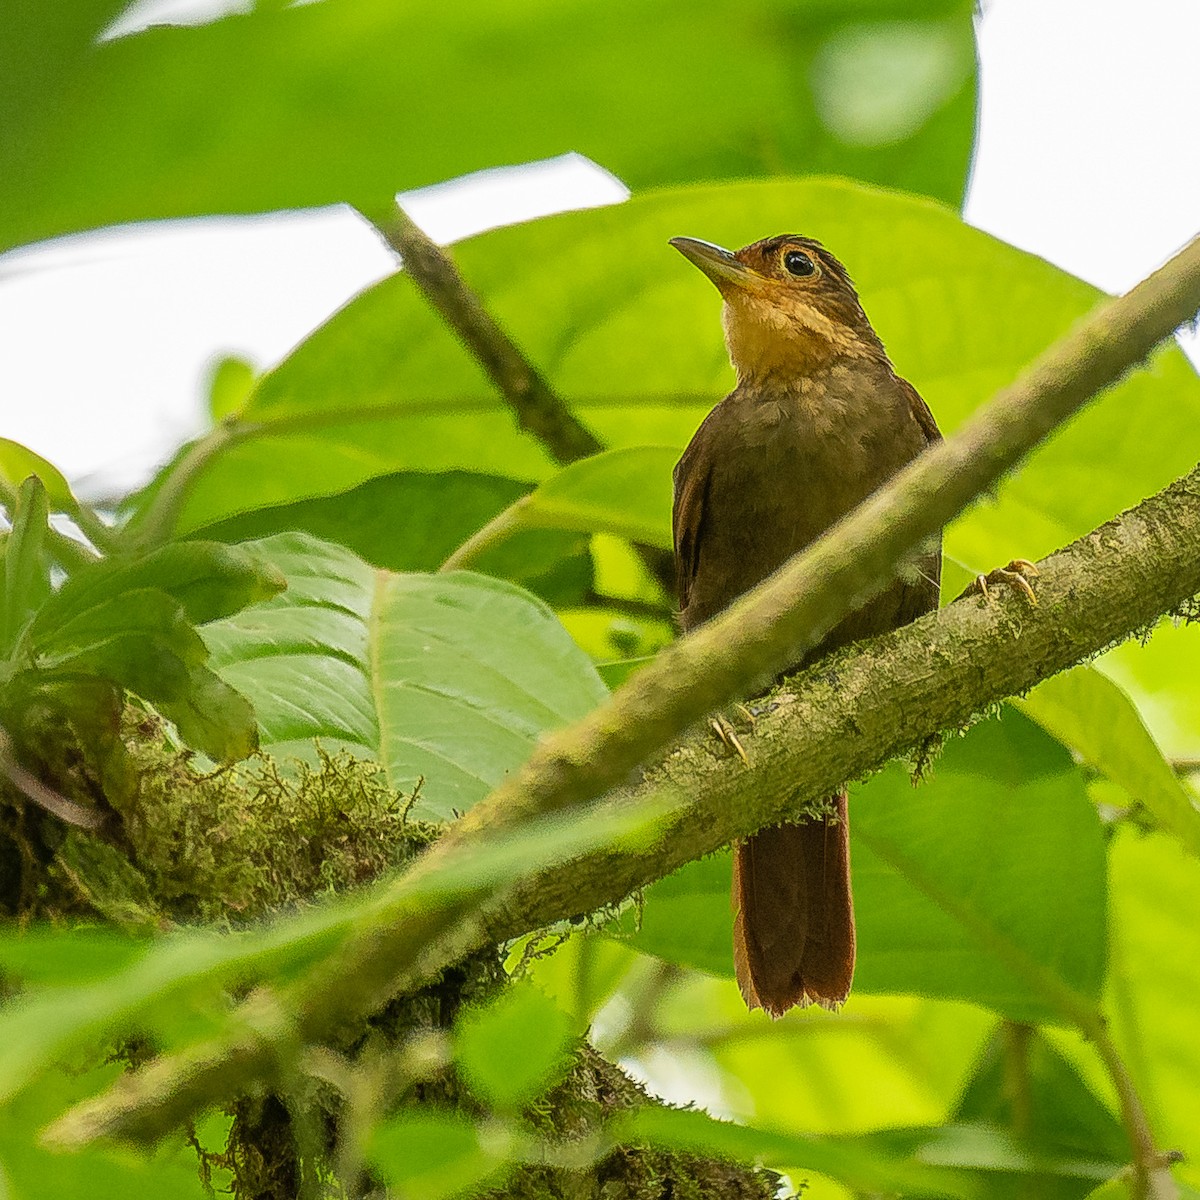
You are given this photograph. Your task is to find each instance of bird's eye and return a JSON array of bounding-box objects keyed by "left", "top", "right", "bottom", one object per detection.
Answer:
[{"left": 783, "top": 249, "right": 815, "bottom": 277}]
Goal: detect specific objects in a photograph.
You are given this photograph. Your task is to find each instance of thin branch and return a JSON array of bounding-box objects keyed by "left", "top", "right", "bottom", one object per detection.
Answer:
[
  {"left": 369, "top": 204, "right": 603, "bottom": 466},
  {"left": 49, "top": 458, "right": 1200, "bottom": 1151},
  {"left": 0, "top": 728, "right": 106, "bottom": 831},
  {"left": 1079, "top": 1013, "right": 1181, "bottom": 1200},
  {"left": 125, "top": 423, "right": 236, "bottom": 550},
  {"left": 368, "top": 204, "right": 676, "bottom": 595}
]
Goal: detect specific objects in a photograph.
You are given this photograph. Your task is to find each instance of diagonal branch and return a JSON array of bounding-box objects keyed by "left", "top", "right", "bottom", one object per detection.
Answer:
[
  {"left": 51, "top": 451, "right": 1200, "bottom": 1159},
  {"left": 46, "top": 235, "right": 1200, "bottom": 1176},
  {"left": 369, "top": 203, "right": 603, "bottom": 465},
  {"left": 367, "top": 202, "right": 675, "bottom": 593}
]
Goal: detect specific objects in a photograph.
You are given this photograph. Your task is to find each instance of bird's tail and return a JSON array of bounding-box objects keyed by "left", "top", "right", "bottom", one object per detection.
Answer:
[{"left": 732, "top": 792, "right": 855, "bottom": 1016}]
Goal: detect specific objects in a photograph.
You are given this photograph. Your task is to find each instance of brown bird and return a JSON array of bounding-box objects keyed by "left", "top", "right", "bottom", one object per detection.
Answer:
[{"left": 670, "top": 233, "right": 942, "bottom": 1016}]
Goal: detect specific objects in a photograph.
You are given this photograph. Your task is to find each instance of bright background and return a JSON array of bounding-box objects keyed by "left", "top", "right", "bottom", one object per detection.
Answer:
[{"left": 1, "top": 0, "right": 1197, "bottom": 498}]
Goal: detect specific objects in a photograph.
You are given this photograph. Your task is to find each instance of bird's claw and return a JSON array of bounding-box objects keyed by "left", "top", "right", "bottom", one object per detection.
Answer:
[
  {"left": 710, "top": 714, "right": 749, "bottom": 764},
  {"left": 969, "top": 559, "right": 1040, "bottom": 607}
]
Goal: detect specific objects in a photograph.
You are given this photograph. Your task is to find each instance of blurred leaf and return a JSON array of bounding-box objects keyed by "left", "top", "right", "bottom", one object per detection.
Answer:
[
  {"left": 0, "top": 789, "right": 679, "bottom": 1104},
  {"left": 369, "top": 1111, "right": 506, "bottom": 1200},
  {"left": 1, "top": 477, "right": 51, "bottom": 657},
  {"left": 0, "top": 1, "right": 976, "bottom": 252},
  {"left": 201, "top": 532, "right": 607, "bottom": 819},
  {"left": 195, "top": 469, "right": 595, "bottom": 607},
  {"left": 1015, "top": 666, "right": 1200, "bottom": 857},
  {"left": 454, "top": 983, "right": 576, "bottom": 1110},
  {"left": 706, "top": 991, "right": 994, "bottom": 1135},
  {"left": 812, "top": 19, "right": 972, "bottom": 146},
  {"left": 29, "top": 540, "right": 286, "bottom": 634},
  {"left": 0, "top": 928, "right": 147, "bottom": 988},
  {"left": 154, "top": 663, "right": 259, "bottom": 762},
  {"left": 0, "top": 438, "right": 76, "bottom": 514},
  {"left": 1102, "top": 828, "right": 1200, "bottom": 1175},
  {"left": 206, "top": 355, "right": 255, "bottom": 423},
  {"left": 617, "top": 709, "right": 1108, "bottom": 1024},
  {"left": 949, "top": 1023, "right": 1128, "bottom": 1199},
  {"left": 615, "top": 1105, "right": 970, "bottom": 1197},
  {"left": 0, "top": 1058, "right": 210, "bottom": 1200},
  {"left": 514, "top": 447, "right": 676, "bottom": 549},
  {"left": 140, "top": 180, "right": 1200, "bottom": 610}
]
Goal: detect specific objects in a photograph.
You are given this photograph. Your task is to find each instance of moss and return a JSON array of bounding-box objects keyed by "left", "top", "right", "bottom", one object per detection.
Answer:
[{"left": 51, "top": 710, "right": 438, "bottom": 926}]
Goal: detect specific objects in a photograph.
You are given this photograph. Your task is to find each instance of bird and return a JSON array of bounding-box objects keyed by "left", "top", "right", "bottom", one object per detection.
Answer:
[{"left": 669, "top": 233, "right": 943, "bottom": 1016}]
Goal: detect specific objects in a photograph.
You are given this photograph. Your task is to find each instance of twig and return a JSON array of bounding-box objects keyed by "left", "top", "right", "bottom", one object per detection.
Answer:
[
  {"left": 370, "top": 204, "right": 676, "bottom": 594},
  {"left": 1078, "top": 1012, "right": 1181, "bottom": 1200},
  {"left": 0, "top": 728, "right": 106, "bottom": 831},
  {"left": 369, "top": 204, "right": 603, "bottom": 466}
]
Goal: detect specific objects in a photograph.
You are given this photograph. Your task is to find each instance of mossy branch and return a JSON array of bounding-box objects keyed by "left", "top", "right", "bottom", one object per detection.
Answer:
[
  {"left": 49, "top": 238, "right": 1200, "bottom": 1182},
  {"left": 52, "top": 460, "right": 1200, "bottom": 1160}
]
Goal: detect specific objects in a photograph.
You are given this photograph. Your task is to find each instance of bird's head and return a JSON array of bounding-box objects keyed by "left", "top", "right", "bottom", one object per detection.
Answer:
[{"left": 670, "top": 234, "right": 885, "bottom": 385}]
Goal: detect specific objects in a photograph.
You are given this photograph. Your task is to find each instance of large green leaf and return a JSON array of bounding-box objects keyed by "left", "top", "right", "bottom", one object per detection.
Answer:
[
  {"left": 138, "top": 179, "right": 1200, "bottom": 592},
  {"left": 617, "top": 710, "right": 1108, "bottom": 1024},
  {"left": 1016, "top": 666, "right": 1200, "bottom": 857},
  {"left": 199, "top": 532, "right": 607, "bottom": 820},
  {"left": 195, "top": 469, "right": 596, "bottom": 608},
  {"left": 0, "top": 1, "right": 976, "bottom": 252}
]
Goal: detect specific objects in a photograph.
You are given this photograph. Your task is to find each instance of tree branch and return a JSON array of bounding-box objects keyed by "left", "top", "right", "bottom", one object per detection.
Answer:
[
  {"left": 368, "top": 204, "right": 603, "bottom": 466},
  {"left": 366, "top": 203, "right": 675, "bottom": 593},
  {"left": 48, "top": 235, "right": 1200, "bottom": 1160},
  {"left": 51, "top": 458, "right": 1200, "bottom": 1151}
]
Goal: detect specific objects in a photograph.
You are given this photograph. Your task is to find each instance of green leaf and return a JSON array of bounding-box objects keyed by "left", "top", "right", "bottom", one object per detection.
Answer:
[
  {"left": 0, "top": 438, "right": 77, "bottom": 514},
  {"left": 619, "top": 709, "right": 1108, "bottom": 1024},
  {"left": 0, "top": 1, "right": 976, "bottom": 252},
  {"left": 29, "top": 540, "right": 286, "bottom": 636},
  {"left": 2, "top": 476, "right": 51, "bottom": 656},
  {"left": 1016, "top": 665, "right": 1200, "bottom": 857},
  {"left": 33, "top": 588, "right": 206, "bottom": 676},
  {"left": 195, "top": 470, "right": 595, "bottom": 607},
  {"left": 1096, "top": 617, "right": 1200, "bottom": 760},
  {"left": 1100, "top": 828, "right": 1200, "bottom": 1173},
  {"left": 206, "top": 355, "right": 256, "bottom": 423},
  {"left": 954, "top": 1023, "right": 1128, "bottom": 1164},
  {"left": 454, "top": 983, "right": 576, "bottom": 1110},
  {"left": 155, "top": 663, "right": 259, "bottom": 763},
  {"left": 516, "top": 447, "right": 676, "bottom": 549},
  {"left": 614, "top": 1106, "right": 970, "bottom": 1197},
  {"left": 369, "top": 1111, "right": 507, "bottom": 1200},
  {"left": 853, "top": 712, "right": 1108, "bottom": 1023},
  {"left": 140, "top": 179, "right": 1200, "bottom": 600},
  {"left": 201, "top": 532, "right": 608, "bottom": 819}
]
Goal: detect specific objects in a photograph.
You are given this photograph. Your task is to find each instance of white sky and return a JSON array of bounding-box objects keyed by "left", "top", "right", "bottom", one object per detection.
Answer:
[{"left": 1, "top": 0, "right": 1198, "bottom": 499}]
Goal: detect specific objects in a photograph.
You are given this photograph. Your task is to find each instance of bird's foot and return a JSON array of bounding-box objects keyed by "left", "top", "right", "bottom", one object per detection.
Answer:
[
  {"left": 710, "top": 712, "right": 750, "bottom": 765},
  {"left": 962, "top": 559, "right": 1040, "bottom": 607}
]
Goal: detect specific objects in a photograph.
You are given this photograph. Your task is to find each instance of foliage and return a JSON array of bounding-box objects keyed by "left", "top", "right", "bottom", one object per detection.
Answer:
[{"left": 1, "top": 2, "right": 1198, "bottom": 1199}]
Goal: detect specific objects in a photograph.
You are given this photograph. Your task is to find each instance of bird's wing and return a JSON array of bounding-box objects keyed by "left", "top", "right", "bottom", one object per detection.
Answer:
[
  {"left": 671, "top": 439, "right": 712, "bottom": 620},
  {"left": 898, "top": 374, "right": 942, "bottom": 447}
]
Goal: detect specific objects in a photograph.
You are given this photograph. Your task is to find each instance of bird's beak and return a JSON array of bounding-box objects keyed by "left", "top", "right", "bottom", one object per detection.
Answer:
[{"left": 669, "top": 237, "right": 756, "bottom": 293}]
